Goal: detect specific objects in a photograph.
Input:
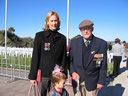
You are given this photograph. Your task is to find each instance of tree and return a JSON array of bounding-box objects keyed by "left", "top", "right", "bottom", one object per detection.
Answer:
[
  {"left": 71, "top": 34, "right": 81, "bottom": 40},
  {"left": 0, "top": 28, "right": 34, "bottom": 47},
  {"left": 8, "top": 27, "right": 15, "bottom": 33}
]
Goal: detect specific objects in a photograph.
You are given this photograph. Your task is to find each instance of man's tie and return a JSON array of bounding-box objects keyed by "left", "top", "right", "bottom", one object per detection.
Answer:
[{"left": 85, "top": 41, "right": 89, "bottom": 47}]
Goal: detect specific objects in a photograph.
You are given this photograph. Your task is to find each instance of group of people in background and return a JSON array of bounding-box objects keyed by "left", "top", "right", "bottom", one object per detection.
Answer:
[
  {"left": 108, "top": 39, "right": 128, "bottom": 79},
  {"left": 122, "top": 41, "right": 128, "bottom": 70},
  {"left": 28, "top": 11, "right": 127, "bottom": 96}
]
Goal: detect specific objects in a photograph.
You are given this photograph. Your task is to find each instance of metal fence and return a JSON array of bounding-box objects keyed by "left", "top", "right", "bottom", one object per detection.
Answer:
[
  {"left": 0, "top": 47, "right": 114, "bottom": 83},
  {"left": 0, "top": 47, "right": 32, "bottom": 80}
]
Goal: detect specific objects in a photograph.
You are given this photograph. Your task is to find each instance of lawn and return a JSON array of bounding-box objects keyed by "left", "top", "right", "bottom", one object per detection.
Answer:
[
  {"left": 0, "top": 55, "right": 31, "bottom": 70},
  {"left": 0, "top": 55, "right": 114, "bottom": 77},
  {"left": 107, "top": 62, "right": 114, "bottom": 77}
]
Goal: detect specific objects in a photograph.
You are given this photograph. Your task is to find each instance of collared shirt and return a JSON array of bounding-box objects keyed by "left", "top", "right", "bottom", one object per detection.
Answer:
[{"left": 83, "top": 35, "right": 93, "bottom": 45}]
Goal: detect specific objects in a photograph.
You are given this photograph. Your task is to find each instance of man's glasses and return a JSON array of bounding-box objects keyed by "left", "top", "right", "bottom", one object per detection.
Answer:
[{"left": 80, "top": 27, "right": 92, "bottom": 31}]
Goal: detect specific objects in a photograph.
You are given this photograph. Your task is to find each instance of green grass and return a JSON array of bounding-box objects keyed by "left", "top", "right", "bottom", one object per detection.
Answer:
[
  {"left": 107, "top": 62, "right": 114, "bottom": 77},
  {"left": 0, "top": 55, "right": 31, "bottom": 70},
  {"left": 0, "top": 55, "right": 114, "bottom": 77}
]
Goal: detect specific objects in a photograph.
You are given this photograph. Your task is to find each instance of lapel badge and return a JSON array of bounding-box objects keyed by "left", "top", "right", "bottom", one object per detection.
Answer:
[{"left": 91, "top": 51, "right": 95, "bottom": 54}]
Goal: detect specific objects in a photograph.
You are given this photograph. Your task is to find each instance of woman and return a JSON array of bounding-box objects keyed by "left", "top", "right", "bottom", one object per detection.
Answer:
[
  {"left": 28, "top": 11, "right": 67, "bottom": 96},
  {"left": 112, "top": 38, "right": 123, "bottom": 78}
]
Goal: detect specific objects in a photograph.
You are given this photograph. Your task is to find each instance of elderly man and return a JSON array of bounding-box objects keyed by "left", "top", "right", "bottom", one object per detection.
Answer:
[{"left": 69, "top": 20, "right": 107, "bottom": 96}]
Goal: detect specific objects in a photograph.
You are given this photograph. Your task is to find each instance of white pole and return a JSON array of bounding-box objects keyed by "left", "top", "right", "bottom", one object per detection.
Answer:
[
  {"left": 5, "top": 0, "right": 8, "bottom": 59},
  {"left": 67, "top": 0, "right": 69, "bottom": 46}
]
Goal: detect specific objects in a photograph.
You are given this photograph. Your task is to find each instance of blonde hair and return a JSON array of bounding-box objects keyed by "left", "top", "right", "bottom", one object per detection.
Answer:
[{"left": 43, "top": 11, "right": 60, "bottom": 31}]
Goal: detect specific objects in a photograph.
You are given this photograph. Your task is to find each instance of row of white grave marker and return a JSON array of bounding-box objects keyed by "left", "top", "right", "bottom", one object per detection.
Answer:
[{"left": 0, "top": 47, "right": 33, "bottom": 57}]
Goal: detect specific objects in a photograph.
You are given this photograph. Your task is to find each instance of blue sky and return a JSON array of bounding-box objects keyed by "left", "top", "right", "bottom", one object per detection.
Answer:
[{"left": 0, "top": 0, "right": 128, "bottom": 42}]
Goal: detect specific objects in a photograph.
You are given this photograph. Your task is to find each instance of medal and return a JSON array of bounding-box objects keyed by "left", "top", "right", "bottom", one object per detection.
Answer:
[
  {"left": 44, "top": 42, "right": 51, "bottom": 51},
  {"left": 93, "top": 54, "right": 104, "bottom": 67}
]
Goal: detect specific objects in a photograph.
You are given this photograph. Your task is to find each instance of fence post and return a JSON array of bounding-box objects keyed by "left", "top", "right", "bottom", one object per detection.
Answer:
[{"left": 10, "top": 50, "right": 16, "bottom": 81}]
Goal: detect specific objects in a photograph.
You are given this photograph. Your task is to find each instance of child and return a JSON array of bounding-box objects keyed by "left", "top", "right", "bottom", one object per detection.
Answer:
[{"left": 48, "top": 65, "right": 69, "bottom": 96}]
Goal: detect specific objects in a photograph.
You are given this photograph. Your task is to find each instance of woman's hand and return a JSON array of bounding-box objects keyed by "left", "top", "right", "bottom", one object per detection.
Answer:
[{"left": 30, "top": 80, "right": 37, "bottom": 85}]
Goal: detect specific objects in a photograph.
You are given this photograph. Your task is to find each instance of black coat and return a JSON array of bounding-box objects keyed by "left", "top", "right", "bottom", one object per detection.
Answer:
[{"left": 29, "top": 30, "right": 67, "bottom": 80}]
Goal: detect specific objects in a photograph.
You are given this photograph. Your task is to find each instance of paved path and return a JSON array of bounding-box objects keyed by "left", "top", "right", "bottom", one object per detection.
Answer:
[
  {"left": 0, "top": 77, "right": 74, "bottom": 96},
  {"left": 98, "top": 62, "right": 128, "bottom": 96},
  {"left": 0, "top": 62, "right": 128, "bottom": 96}
]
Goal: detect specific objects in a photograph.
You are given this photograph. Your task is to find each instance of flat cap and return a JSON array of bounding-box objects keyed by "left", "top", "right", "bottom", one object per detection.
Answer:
[{"left": 79, "top": 20, "right": 94, "bottom": 29}]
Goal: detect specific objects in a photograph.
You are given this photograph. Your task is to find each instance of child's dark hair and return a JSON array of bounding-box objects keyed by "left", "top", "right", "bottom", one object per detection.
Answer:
[{"left": 51, "top": 65, "right": 66, "bottom": 84}]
